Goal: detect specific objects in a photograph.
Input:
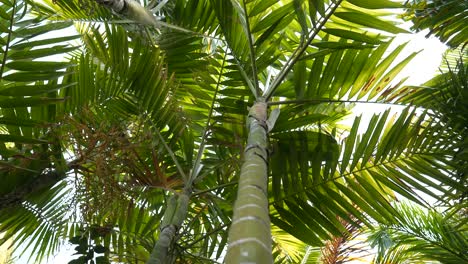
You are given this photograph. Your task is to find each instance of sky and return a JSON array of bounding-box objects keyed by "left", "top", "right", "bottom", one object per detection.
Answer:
[
  {"left": 9, "top": 18, "right": 450, "bottom": 264},
  {"left": 349, "top": 27, "right": 448, "bottom": 128}
]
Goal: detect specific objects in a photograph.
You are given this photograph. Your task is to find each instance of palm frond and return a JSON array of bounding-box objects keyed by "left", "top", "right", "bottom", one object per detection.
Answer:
[
  {"left": 0, "top": 0, "right": 77, "bottom": 190},
  {"left": 0, "top": 181, "right": 74, "bottom": 263},
  {"left": 39, "top": 0, "right": 114, "bottom": 23},
  {"left": 403, "top": 0, "right": 468, "bottom": 48},
  {"left": 263, "top": 0, "right": 408, "bottom": 98},
  {"left": 274, "top": 39, "right": 417, "bottom": 103},
  {"left": 368, "top": 202, "right": 468, "bottom": 264},
  {"left": 2, "top": 0, "right": 464, "bottom": 262},
  {"left": 270, "top": 107, "right": 464, "bottom": 247},
  {"left": 271, "top": 226, "right": 322, "bottom": 264},
  {"left": 0, "top": 6, "right": 77, "bottom": 258}
]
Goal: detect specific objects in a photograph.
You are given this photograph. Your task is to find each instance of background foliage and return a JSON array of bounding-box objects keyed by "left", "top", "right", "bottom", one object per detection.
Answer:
[{"left": 0, "top": 0, "right": 466, "bottom": 263}]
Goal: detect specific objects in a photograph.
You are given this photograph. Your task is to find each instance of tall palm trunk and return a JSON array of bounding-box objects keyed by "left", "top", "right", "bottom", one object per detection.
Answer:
[
  {"left": 94, "top": 2, "right": 274, "bottom": 262},
  {"left": 225, "top": 101, "right": 273, "bottom": 263},
  {"left": 93, "top": 3, "right": 186, "bottom": 263},
  {"left": 95, "top": 0, "right": 157, "bottom": 26},
  {"left": 147, "top": 189, "right": 190, "bottom": 264}
]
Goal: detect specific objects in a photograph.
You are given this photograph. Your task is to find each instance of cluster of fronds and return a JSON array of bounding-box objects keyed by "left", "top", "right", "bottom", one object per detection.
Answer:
[{"left": 60, "top": 108, "right": 185, "bottom": 219}]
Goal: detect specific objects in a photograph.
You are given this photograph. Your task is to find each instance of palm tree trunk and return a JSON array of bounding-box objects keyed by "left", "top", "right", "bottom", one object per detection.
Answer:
[
  {"left": 147, "top": 189, "right": 190, "bottom": 264},
  {"left": 95, "top": 0, "right": 157, "bottom": 26},
  {"left": 225, "top": 101, "right": 273, "bottom": 263}
]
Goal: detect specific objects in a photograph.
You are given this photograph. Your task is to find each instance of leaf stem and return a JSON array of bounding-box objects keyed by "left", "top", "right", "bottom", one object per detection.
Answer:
[
  {"left": 151, "top": 124, "right": 187, "bottom": 182},
  {"left": 192, "top": 181, "right": 239, "bottom": 197},
  {"left": 0, "top": 0, "right": 16, "bottom": 80},
  {"left": 264, "top": 0, "right": 344, "bottom": 100},
  {"left": 241, "top": 0, "right": 260, "bottom": 98},
  {"left": 182, "top": 223, "right": 230, "bottom": 249},
  {"left": 189, "top": 52, "right": 227, "bottom": 185}
]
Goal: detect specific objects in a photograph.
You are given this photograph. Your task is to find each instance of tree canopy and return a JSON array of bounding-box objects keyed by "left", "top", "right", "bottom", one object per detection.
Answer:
[{"left": 0, "top": 0, "right": 466, "bottom": 263}]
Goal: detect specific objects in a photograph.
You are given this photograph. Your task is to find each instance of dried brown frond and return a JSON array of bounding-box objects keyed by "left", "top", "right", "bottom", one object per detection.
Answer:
[
  {"left": 320, "top": 216, "right": 371, "bottom": 264},
  {"left": 59, "top": 108, "right": 183, "bottom": 221}
]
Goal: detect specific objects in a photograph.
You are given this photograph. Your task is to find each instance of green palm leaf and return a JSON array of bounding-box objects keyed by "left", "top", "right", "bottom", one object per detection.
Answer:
[
  {"left": 2, "top": 0, "right": 465, "bottom": 263},
  {"left": 403, "top": 0, "right": 468, "bottom": 48},
  {"left": 0, "top": 181, "right": 73, "bottom": 263},
  {"left": 368, "top": 202, "right": 468, "bottom": 263},
  {"left": 0, "top": 0, "right": 77, "bottom": 183},
  {"left": 270, "top": 107, "right": 464, "bottom": 247}
]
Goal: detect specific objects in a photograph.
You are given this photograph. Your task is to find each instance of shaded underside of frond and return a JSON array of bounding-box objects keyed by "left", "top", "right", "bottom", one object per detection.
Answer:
[{"left": 269, "top": 107, "right": 464, "bottom": 247}]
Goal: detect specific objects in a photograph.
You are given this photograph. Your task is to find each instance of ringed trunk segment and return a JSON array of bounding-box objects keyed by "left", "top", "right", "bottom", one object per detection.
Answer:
[
  {"left": 225, "top": 102, "right": 273, "bottom": 264},
  {"left": 95, "top": 0, "right": 157, "bottom": 26},
  {"left": 147, "top": 190, "right": 190, "bottom": 264}
]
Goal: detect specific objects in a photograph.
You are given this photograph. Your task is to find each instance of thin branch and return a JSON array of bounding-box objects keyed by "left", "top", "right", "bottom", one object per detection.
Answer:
[
  {"left": 92, "top": 0, "right": 223, "bottom": 41},
  {"left": 178, "top": 204, "right": 209, "bottom": 238},
  {"left": 264, "top": 0, "right": 344, "bottom": 100},
  {"left": 300, "top": 246, "right": 312, "bottom": 264},
  {"left": 151, "top": 124, "right": 188, "bottom": 182},
  {"left": 192, "top": 181, "right": 238, "bottom": 197},
  {"left": 230, "top": 51, "right": 257, "bottom": 96},
  {"left": 182, "top": 223, "right": 230, "bottom": 249},
  {"left": 189, "top": 52, "right": 227, "bottom": 185}
]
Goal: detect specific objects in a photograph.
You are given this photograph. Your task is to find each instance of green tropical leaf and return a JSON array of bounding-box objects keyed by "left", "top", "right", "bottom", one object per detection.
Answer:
[
  {"left": 0, "top": 134, "right": 47, "bottom": 143},
  {"left": 1, "top": 0, "right": 465, "bottom": 263},
  {"left": 0, "top": 97, "right": 66, "bottom": 107},
  {"left": 334, "top": 12, "right": 408, "bottom": 34},
  {"left": 403, "top": 0, "right": 468, "bottom": 48},
  {"left": 347, "top": 0, "right": 402, "bottom": 9}
]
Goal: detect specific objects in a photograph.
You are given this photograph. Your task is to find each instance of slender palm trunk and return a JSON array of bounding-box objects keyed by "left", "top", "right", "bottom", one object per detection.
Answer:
[
  {"left": 93, "top": 2, "right": 183, "bottom": 260},
  {"left": 147, "top": 189, "right": 190, "bottom": 264},
  {"left": 95, "top": 0, "right": 157, "bottom": 26},
  {"left": 94, "top": 2, "right": 273, "bottom": 262},
  {"left": 225, "top": 101, "right": 273, "bottom": 263}
]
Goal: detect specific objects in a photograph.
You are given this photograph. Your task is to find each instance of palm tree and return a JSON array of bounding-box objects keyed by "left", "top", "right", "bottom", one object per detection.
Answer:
[
  {"left": 403, "top": 0, "right": 468, "bottom": 49},
  {"left": 0, "top": 0, "right": 78, "bottom": 203},
  {"left": 367, "top": 52, "right": 468, "bottom": 263},
  {"left": 368, "top": 201, "right": 467, "bottom": 264},
  {"left": 0, "top": 0, "right": 465, "bottom": 263}
]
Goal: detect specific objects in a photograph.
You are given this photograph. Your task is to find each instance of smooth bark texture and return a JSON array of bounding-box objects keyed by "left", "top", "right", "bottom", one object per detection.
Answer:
[
  {"left": 225, "top": 101, "right": 273, "bottom": 263},
  {"left": 95, "top": 0, "right": 157, "bottom": 26},
  {"left": 147, "top": 190, "right": 190, "bottom": 264}
]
